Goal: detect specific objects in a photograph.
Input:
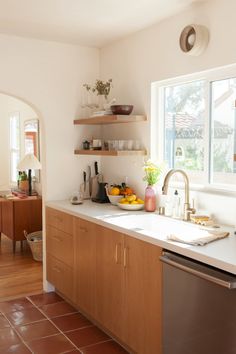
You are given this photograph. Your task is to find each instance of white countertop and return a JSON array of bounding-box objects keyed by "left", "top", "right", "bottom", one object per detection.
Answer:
[{"left": 46, "top": 200, "right": 236, "bottom": 274}]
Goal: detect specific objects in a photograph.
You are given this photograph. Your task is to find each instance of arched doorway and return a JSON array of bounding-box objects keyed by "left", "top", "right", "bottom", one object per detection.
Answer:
[{"left": 0, "top": 92, "right": 43, "bottom": 299}]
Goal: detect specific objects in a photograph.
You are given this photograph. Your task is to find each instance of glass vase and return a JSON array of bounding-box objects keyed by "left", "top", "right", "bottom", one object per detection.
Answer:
[{"left": 144, "top": 185, "right": 156, "bottom": 212}]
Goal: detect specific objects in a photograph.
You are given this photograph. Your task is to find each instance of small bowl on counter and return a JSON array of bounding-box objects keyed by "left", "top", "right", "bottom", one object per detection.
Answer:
[{"left": 110, "top": 105, "right": 133, "bottom": 115}]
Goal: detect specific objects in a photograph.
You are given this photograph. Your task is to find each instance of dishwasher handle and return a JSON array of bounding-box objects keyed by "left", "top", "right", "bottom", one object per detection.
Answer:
[{"left": 160, "top": 252, "right": 236, "bottom": 290}]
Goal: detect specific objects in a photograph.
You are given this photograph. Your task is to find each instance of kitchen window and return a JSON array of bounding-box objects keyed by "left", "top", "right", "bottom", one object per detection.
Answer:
[
  {"left": 9, "top": 112, "right": 20, "bottom": 184},
  {"left": 151, "top": 64, "right": 236, "bottom": 191}
]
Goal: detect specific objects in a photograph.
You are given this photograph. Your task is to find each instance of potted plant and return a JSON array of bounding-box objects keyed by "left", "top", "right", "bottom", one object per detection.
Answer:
[
  {"left": 19, "top": 171, "right": 29, "bottom": 192},
  {"left": 83, "top": 79, "right": 113, "bottom": 111}
]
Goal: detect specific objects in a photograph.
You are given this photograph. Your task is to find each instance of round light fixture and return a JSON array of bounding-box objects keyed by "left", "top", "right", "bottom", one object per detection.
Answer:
[{"left": 179, "top": 24, "right": 209, "bottom": 56}]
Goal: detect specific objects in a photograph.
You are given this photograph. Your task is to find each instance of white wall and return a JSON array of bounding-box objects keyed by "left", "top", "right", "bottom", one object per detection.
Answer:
[
  {"left": 0, "top": 94, "right": 37, "bottom": 189},
  {"left": 100, "top": 0, "right": 236, "bottom": 226},
  {"left": 0, "top": 34, "right": 100, "bottom": 290},
  {"left": 0, "top": 34, "right": 100, "bottom": 201}
]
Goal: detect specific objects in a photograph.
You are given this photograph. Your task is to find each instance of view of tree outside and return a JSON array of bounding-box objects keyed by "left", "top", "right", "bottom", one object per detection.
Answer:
[{"left": 164, "top": 80, "right": 205, "bottom": 172}]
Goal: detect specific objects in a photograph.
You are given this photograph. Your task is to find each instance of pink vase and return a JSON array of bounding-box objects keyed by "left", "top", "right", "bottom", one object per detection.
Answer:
[{"left": 144, "top": 185, "right": 156, "bottom": 212}]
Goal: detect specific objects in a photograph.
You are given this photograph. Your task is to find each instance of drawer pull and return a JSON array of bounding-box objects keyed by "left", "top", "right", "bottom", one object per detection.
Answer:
[
  {"left": 115, "top": 244, "right": 118, "bottom": 264},
  {"left": 79, "top": 227, "right": 88, "bottom": 233},
  {"left": 54, "top": 215, "right": 63, "bottom": 222},
  {"left": 52, "top": 236, "right": 62, "bottom": 242},
  {"left": 124, "top": 247, "right": 128, "bottom": 268},
  {"left": 115, "top": 243, "right": 121, "bottom": 264},
  {"left": 52, "top": 266, "right": 61, "bottom": 273}
]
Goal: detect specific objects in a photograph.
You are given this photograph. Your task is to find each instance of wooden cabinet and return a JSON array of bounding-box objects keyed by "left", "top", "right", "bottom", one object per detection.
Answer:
[
  {"left": 1, "top": 197, "right": 42, "bottom": 252},
  {"left": 74, "top": 217, "right": 96, "bottom": 317},
  {"left": 46, "top": 207, "right": 75, "bottom": 301},
  {"left": 96, "top": 227, "right": 162, "bottom": 354},
  {"left": 0, "top": 198, "right": 2, "bottom": 234},
  {"left": 123, "top": 235, "right": 162, "bottom": 354},
  {"left": 46, "top": 208, "right": 162, "bottom": 354},
  {"left": 95, "top": 226, "right": 124, "bottom": 339}
]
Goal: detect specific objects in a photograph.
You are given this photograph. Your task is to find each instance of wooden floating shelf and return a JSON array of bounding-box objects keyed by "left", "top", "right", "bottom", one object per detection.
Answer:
[
  {"left": 74, "top": 149, "right": 147, "bottom": 156},
  {"left": 74, "top": 115, "right": 146, "bottom": 125}
]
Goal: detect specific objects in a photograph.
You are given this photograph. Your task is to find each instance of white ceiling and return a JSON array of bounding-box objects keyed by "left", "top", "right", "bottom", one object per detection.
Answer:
[{"left": 0, "top": 0, "right": 204, "bottom": 48}]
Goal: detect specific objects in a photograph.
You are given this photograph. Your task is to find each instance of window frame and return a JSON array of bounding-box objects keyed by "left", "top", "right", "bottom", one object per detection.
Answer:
[{"left": 151, "top": 63, "right": 236, "bottom": 193}]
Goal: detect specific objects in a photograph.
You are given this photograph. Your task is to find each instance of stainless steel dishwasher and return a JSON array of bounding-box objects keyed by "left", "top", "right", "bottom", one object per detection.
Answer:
[{"left": 160, "top": 251, "right": 236, "bottom": 354}]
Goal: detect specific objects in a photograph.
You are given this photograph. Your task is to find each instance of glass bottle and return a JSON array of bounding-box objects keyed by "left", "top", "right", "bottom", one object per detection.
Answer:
[{"left": 144, "top": 185, "right": 156, "bottom": 212}]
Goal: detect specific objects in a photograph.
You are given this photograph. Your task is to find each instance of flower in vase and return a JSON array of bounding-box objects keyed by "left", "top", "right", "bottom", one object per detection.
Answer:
[{"left": 143, "top": 160, "right": 163, "bottom": 186}]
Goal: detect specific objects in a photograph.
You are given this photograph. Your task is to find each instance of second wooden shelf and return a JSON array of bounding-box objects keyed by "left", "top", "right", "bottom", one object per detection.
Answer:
[{"left": 74, "top": 149, "right": 146, "bottom": 156}]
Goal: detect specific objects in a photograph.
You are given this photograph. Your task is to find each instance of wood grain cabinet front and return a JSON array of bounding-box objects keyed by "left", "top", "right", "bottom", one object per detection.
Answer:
[
  {"left": 46, "top": 207, "right": 75, "bottom": 301},
  {"left": 47, "top": 254, "right": 74, "bottom": 300},
  {"left": 1, "top": 198, "right": 42, "bottom": 252},
  {"left": 96, "top": 228, "right": 162, "bottom": 354},
  {"left": 46, "top": 208, "right": 162, "bottom": 354},
  {"left": 74, "top": 217, "right": 96, "bottom": 317},
  {"left": 46, "top": 207, "right": 73, "bottom": 234}
]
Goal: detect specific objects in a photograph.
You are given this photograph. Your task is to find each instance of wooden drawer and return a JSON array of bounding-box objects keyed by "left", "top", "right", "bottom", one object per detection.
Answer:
[
  {"left": 46, "top": 207, "right": 73, "bottom": 234},
  {"left": 46, "top": 225, "right": 74, "bottom": 267},
  {"left": 47, "top": 254, "right": 74, "bottom": 301}
]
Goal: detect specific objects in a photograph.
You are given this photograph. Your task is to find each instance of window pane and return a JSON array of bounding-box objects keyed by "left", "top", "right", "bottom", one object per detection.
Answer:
[
  {"left": 211, "top": 78, "right": 236, "bottom": 186},
  {"left": 164, "top": 80, "right": 205, "bottom": 174},
  {"left": 9, "top": 112, "right": 20, "bottom": 183}
]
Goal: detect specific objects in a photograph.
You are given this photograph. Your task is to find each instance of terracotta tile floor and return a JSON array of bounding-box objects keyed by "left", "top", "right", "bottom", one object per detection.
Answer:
[{"left": 0, "top": 292, "right": 129, "bottom": 353}]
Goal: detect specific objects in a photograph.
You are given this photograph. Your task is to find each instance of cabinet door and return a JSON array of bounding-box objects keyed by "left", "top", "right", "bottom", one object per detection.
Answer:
[
  {"left": 95, "top": 226, "right": 124, "bottom": 338},
  {"left": 47, "top": 254, "right": 74, "bottom": 301},
  {"left": 74, "top": 218, "right": 96, "bottom": 317},
  {"left": 123, "top": 236, "right": 162, "bottom": 354}
]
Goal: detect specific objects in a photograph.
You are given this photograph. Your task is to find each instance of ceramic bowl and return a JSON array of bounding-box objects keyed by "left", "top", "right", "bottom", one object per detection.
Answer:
[
  {"left": 117, "top": 202, "right": 144, "bottom": 211},
  {"left": 110, "top": 105, "right": 133, "bottom": 115},
  {"left": 107, "top": 194, "right": 122, "bottom": 205}
]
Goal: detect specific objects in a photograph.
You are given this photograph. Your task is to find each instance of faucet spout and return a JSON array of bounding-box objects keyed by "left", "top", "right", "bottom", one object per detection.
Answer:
[{"left": 162, "top": 169, "right": 194, "bottom": 221}]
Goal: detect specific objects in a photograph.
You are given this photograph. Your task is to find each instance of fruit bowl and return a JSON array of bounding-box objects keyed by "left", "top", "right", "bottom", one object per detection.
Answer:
[
  {"left": 107, "top": 194, "right": 122, "bottom": 205},
  {"left": 117, "top": 203, "right": 144, "bottom": 211},
  {"left": 105, "top": 186, "right": 122, "bottom": 205}
]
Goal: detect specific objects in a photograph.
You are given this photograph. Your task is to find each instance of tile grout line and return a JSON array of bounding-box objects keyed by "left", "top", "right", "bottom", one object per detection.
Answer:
[
  {"left": 0, "top": 311, "right": 34, "bottom": 353},
  {"left": 1, "top": 295, "right": 126, "bottom": 353},
  {"left": 26, "top": 296, "right": 81, "bottom": 351},
  {"left": 26, "top": 296, "right": 116, "bottom": 352}
]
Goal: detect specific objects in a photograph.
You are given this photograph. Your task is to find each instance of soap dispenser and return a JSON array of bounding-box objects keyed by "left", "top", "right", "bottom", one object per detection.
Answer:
[{"left": 172, "top": 190, "right": 181, "bottom": 219}]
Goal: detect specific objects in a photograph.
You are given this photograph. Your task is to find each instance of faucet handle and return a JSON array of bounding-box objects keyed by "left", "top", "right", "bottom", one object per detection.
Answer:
[{"left": 188, "top": 198, "right": 196, "bottom": 215}]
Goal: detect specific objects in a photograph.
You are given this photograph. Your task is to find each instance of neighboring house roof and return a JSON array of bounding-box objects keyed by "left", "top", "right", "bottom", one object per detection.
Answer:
[{"left": 165, "top": 113, "right": 233, "bottom": 139}]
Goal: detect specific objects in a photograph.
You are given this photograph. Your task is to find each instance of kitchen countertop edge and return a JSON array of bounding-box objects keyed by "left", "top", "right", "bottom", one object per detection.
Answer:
[{"left": 45, "top": 200, "right": 236, "bottom": 275}]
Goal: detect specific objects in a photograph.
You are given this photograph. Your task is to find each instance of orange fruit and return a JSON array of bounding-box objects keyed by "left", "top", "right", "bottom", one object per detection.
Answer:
[{"left": 110, "top": 187, "right": 120, "bottom": 196}]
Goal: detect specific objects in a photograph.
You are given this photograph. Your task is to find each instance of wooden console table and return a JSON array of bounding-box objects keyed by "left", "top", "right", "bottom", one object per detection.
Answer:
[{"left": 0, "top": 197, "right": 42, "bottom": 253}]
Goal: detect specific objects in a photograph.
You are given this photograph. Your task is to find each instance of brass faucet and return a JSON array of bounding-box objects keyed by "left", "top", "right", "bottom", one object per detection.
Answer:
[{"left": 162, "top": 169, "right": 195, "bottom": 221}]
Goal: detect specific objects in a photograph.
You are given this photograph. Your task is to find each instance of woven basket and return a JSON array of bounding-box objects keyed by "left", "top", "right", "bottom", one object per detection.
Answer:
[{"left": 24, "top": 231, "right": 43, "bottom": 262}]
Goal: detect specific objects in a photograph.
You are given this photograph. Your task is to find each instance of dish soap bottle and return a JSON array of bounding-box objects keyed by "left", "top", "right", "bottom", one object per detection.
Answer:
[{"left": 172, "top": 190, "right": 181, "bottom": 219}]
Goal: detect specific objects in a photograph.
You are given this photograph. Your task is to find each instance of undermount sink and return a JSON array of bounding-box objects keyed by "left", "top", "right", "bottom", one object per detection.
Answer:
[{"left": 102, "top": 212, "right": 203, "bottom": 237}]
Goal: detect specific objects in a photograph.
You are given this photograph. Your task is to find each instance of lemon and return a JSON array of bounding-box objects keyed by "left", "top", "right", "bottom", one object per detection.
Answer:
[
  {"left": 119, "top": 198, "right": 126, "bottom": 203},
  {"left": 137, "top": 198, "right": 144, "bottom": 204},
  {"left": 126, "top": 194, "right": 136, "bottom": 202},
  {"left": 110, "top": 187, "right": 120, "bottom": 196},
  {"left": 131, "top": 201, "right": 138, "bottom": 204}
]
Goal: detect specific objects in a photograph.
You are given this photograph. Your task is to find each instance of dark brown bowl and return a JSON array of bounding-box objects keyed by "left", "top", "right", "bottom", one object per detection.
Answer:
[{"left": 110, "top": 105, "right": 133, "bottom": 115}]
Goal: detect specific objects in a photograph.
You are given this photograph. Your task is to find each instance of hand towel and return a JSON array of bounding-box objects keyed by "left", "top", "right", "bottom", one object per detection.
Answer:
[{"left": 167, "top": 229, "right": 229, "bottom": 246}]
